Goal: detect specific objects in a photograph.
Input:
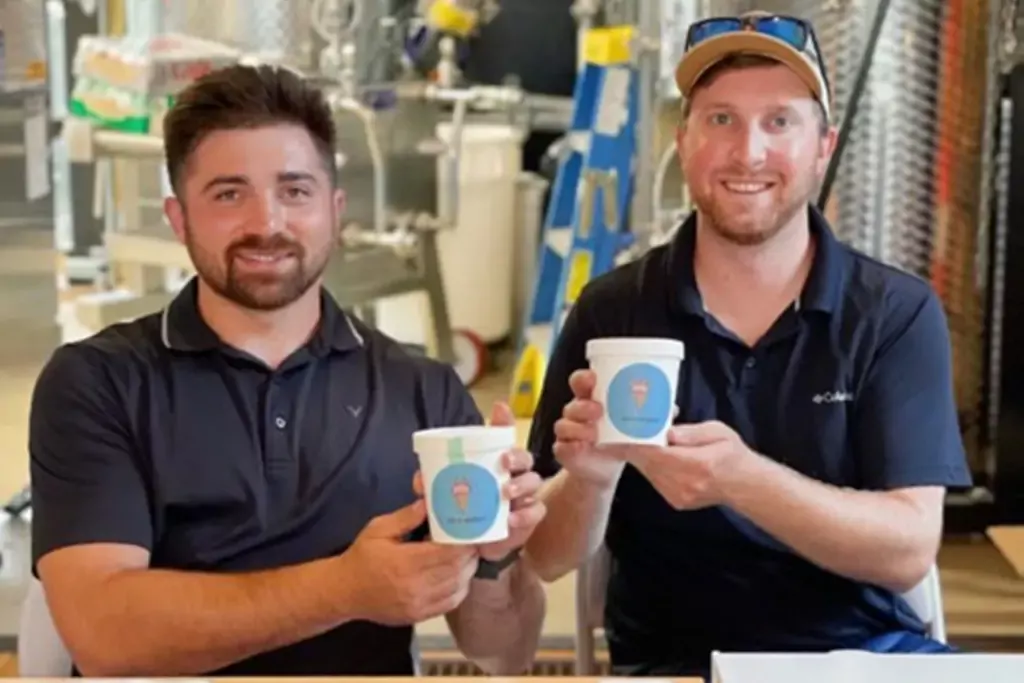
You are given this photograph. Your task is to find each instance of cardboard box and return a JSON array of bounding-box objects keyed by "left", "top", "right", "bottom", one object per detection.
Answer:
[{"left": 987, "top": 525, "right": 1024, "bottom": 577}]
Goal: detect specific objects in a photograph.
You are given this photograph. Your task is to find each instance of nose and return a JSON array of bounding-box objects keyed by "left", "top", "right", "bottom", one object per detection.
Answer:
[
  {"left": 248, "top": 190, "right": 285, "bottom": 235},
  {"left": 730, "top": 123, "right": 769, "bottom": 168}
]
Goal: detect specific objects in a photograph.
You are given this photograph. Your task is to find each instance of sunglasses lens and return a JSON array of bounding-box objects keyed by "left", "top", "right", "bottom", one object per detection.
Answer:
[
  {"left": 755, "top": 17, "right": 807, "bottom": 50},
  {"left": 689, "top": 19, "right": 743, "bottom": 47}
]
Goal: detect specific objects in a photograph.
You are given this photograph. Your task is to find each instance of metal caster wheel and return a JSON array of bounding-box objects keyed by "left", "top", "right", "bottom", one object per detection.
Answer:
[{"left": 451, "top": 329, "right": 488, "bottom": 387}]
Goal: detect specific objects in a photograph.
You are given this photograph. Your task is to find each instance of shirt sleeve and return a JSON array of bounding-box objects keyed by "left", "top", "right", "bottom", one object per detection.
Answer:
[
  {"left": 29, "top": 345, "right": 153, "bottom": 571},
  {"left": 852, "top": 288, "right": 974, "bottom": 490},
  {"left": 527, "top": 289, "right": 603, "bottom": 480}
]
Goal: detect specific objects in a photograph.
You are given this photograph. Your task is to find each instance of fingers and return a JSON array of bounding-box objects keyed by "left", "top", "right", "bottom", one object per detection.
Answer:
[
  {"left": 668, "top": 420, "right": 731, "bottom": 446},
  {"left": 502, "top": 448, "right": 534, "bottom": 476},
  {"left": 554, "top": 416, "right": 597, "bottom": 447},
  {"left": 562, "top": 396, "right": 603, "bottom": 423},
  {"left": 420, "top": 554, "right": 477, "bottom": 616},
  {"left": 489, "top": 401, "right": 515, "bottom": 427},
  {"left": 398, "top": 547, "right": 476, "bottom": 621},
  {"left": 509, "top": 498, "right": 546, "bottom": 531},
  {"left": 554, "top": 377, "right": 602, "bottom": 453},
  {"left": 363, "top": 499, "right": 427, "bottom": 539},
  {"left": 409, "top": 540, "right": 477, "bottom": 570},
  {"left": 552, "top": 438, "right": 589, "bottom": 463},
  {"left": 412, "top": 471, "right": 424, "bottom": 497},
  {"left": 569, "top": 369, "right": 596, "bottom": 399},
  {"left": 505, "top": 470, "right": 542, "bottom": 502}
]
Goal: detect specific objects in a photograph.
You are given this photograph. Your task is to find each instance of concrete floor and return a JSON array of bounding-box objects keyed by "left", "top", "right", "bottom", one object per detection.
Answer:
[
  {"left": 0, "top": 226, "right": 58, "bottom": 653},
  {"left": 1, "top": 226, "right": 1024, "bottom": 661}
]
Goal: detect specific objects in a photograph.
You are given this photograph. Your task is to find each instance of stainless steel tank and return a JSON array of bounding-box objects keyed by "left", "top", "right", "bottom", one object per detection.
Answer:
[
  {"left": 141, "top": 0, "right": 409, "bottom": 82},
  {"left": 109, "top": 0, "right": 442, "bottom": 234},
  {"left": 696, "top": 0, "right": 1005, "bottom": 472},
  {"left": 152, "top": 0, "right": 317, "bottom": 72}
]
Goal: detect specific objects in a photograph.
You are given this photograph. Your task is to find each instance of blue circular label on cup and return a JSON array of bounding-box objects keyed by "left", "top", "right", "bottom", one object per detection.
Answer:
[
  {"left": 430, "top": 462, "right": 501, "bottom": 540},
  {"left": 606, "top": 362, "right": 673, "bottom": 439}
]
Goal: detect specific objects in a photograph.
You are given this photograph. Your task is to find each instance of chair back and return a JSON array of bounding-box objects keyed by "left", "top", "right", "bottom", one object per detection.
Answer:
[
  {"left": 900, "top": 564, "right": 947, "bottom": 643},
  {"left": 574, "top": 546, "right": 611, "bottom": 674},
  {"left": 18, "top": 578, "right": 73, "bottom": 676},
  {"left": 573, "top": 546, "right": 946, "bottom": 674}
]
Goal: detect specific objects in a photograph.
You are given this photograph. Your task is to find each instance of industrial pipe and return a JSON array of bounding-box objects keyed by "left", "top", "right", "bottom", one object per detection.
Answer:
[
  {"left": 631, "top": 0, "right": 660, "bottom": 240},
  {"left": 92, "top": 130, "right": 165, "bottom": 158}
]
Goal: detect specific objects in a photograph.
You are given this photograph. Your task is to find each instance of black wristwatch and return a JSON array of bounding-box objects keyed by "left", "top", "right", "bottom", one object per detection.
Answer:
[{"left": 474, "top": 547, "right": 522, "bottom": 580}]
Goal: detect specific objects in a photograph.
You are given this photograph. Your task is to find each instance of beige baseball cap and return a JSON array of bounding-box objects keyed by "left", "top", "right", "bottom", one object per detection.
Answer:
[{"left": 674, "top": 11, "right": 832, "bottom": 121}]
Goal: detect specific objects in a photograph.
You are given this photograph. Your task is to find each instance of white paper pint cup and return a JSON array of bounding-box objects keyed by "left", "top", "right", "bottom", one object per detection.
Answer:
[
  {"left": 412, "top": 425, "right": 515, "bottom": 544},
  {"left": 586, "top": 337, "right": 684, "bottom": 445}
]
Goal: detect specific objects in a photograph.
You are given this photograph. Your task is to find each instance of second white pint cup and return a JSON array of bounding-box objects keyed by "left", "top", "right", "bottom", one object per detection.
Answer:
[
  {"left": 412, "top": 425, "right": 515, "bottom": 544},
  {"left": 586, "top": 337, "right": 685, "bottom": 446}
]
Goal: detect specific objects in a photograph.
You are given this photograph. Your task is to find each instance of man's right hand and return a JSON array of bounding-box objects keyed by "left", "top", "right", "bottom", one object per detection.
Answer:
[
  {"left": 552, "top": 369, "right": 627, "bottom": 488},
  {"left": 341, "top": 499, "right": 478, "bottom": 626}
]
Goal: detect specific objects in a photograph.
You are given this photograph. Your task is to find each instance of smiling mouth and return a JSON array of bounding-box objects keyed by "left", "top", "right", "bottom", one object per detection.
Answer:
[
  {"left": 233, "top": 250, "right": 296, "bottom": 265},
  {"left": 721, "top": 181, "right": 775, "bottom": 195}
]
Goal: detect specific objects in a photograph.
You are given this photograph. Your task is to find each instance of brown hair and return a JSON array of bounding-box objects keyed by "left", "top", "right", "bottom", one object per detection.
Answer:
[
  {"left": 681, "top": 54, "right": 828, "bottom": 135},
  {"left": 162, "top": 64, "right": 337, "bottom": 193}
]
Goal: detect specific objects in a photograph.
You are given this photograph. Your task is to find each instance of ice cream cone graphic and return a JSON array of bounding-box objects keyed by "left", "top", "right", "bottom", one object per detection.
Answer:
[
  {"left": 630, "top": 379, "right": 649, "bottom": 411},
  {"left": 452, "top": 478, "right": 471, "bottom": 512}
]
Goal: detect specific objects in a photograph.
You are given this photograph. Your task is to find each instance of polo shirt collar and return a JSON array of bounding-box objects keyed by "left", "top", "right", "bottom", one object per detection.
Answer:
[
  {"left": 160, "top": 277, "right": 364, "bottom": 354},
  {"left": 667, "top": 204, "right": 846, "bottom": 316}
]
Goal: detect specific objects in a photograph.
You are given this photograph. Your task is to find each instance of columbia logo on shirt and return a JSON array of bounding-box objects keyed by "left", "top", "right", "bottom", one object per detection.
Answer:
[{"left": 813, "top": 391, "right": 854, "bottom": 404}]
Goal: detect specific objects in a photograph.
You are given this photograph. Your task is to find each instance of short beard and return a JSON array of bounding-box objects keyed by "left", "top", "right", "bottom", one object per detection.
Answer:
[
  {"left": 184, "top": 225, "right": 332, "bottom": 312},
  {"left": 694, "top": 173, "right": 819, "bottom": 247}
]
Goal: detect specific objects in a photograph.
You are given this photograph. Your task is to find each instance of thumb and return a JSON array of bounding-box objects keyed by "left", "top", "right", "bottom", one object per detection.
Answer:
[
  {"left": 363, "top": 499, "right": 427, "bottom": 539},
  {"left": 489, "top": 401, "right": 515, "bottom": 427}
]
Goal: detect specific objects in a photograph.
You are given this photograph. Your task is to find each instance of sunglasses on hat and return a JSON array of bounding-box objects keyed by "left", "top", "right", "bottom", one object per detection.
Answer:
[{"left": 685, "top": 14, "right": 832, "bottom": 101}]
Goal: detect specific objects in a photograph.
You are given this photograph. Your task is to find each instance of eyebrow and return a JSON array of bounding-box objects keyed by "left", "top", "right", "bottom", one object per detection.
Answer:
[
  {"left": 700, "top": 102, "right": 803, "bottom": 115},
  {"left": 278, "top": 171, "right": 319, "bottom": 185},
  {"left": 201, "top": 171, "right": 320, "bottom": 193}
]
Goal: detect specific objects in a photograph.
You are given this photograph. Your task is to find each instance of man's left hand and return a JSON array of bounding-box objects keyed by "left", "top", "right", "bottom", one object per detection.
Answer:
[
  {"left": 631, "top": 420, "right": 758, "bottom": 511},
  {"left": 477, "top": 402, "right": 546, "bottom": 561}
]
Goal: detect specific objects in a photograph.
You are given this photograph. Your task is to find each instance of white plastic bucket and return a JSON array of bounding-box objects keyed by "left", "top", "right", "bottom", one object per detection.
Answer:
[{"left": 435, "top": 122, "right": 523, "bottom": 343}]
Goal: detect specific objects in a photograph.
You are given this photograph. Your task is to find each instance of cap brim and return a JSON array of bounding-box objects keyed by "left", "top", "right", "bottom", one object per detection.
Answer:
[{"left": 675, "top": 33, "right": 827, "bottom": 113}]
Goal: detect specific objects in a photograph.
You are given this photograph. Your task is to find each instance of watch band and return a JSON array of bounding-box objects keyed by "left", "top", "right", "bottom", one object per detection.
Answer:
[{"left": 474, "top": 547, "right": 522, "bottom": 580}]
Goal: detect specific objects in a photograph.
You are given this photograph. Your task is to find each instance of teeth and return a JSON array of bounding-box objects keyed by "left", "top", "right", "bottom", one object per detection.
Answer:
[
  {"left": 238, "top": 252, "right": 286, "bottom": 262},
  {"left": 724, "top": 182, "right": 770, "bottom": 194}
]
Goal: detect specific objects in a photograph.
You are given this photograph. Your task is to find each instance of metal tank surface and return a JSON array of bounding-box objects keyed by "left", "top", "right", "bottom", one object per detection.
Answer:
[
  {"left": 156, "top": 0, "right": 317, "bottom": 71},
  {"left": 697, "top": 0, "right": 1005, "bottom": 475},
  {"left": 122, "top": 0, "right": 443, "bottom": 236}
]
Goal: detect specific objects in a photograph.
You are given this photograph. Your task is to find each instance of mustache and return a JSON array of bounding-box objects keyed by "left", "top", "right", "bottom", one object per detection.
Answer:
[{"left": 227, "top": 234, "right": 303, "bottom": 257}]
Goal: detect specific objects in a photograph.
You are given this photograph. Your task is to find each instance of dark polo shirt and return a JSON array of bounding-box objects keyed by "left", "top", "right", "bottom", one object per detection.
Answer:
[
  {"left": 529, "top": 206, "right": 972, "bottom": 672},
  {"left": 29, "top": 278, "right": 482, "bottom": 675}
]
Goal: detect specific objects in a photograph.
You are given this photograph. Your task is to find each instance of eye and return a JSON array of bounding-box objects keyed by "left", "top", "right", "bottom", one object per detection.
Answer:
[
  {"left": 709, "top": 112, "right": 732, "bottom": 126},
  {"left": 283, "top": 186, "right": 311, "bottom": 199},
  {"left": 214, "top": 189, "right": 239, "bottom": 202},
  {"left": 769, "top": 114, "right": 793, "bottom": 130}
]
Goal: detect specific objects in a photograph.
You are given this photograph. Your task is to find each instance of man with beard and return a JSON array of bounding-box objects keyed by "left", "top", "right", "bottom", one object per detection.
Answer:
[
  {"left": 28, "top": 64, "right": 546, "bottom": 677},
  {"left": 523, "top": 11, "right": 971, "bottom": 678}
]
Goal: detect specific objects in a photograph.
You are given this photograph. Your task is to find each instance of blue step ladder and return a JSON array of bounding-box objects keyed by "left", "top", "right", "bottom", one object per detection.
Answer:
[{"left": 510, "top": 26, "right": 640, "bottom": 418}]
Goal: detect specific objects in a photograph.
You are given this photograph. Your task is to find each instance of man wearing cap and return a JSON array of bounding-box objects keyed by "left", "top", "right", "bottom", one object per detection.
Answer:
[{"left": 524, "top": 11, "right": 971, "bottom": 677}]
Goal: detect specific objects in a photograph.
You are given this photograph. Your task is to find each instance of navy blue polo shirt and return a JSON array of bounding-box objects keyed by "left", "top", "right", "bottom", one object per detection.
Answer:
[
  {"left": 529, "top": 206, "right": 972, "bottom": 672},
  {"left": 29, "top": 278, "right": 482, "bottom": 676}
]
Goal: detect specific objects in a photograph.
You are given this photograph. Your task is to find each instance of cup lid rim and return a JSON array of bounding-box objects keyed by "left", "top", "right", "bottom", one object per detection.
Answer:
[{"left": 586, "top": 337, "right": 685, "bottom": 360}]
